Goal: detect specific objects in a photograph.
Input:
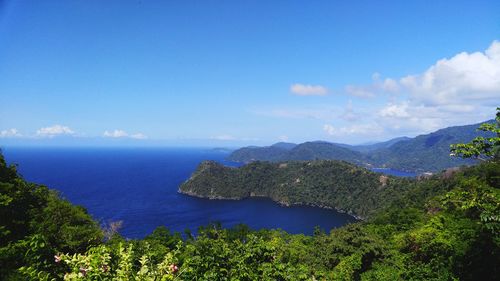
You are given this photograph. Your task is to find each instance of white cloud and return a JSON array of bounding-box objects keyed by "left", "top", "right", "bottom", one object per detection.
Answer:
[
  {"left": 378, "top": 102, "right": 410, "bottom": 118},
  {"left": 346, "top": 74, "right": 398, "bottom": 98},
  {"left": 323, "top": 124, "right": 336, "bottom": 135},
  {"left": 103, "top": 130, "right": 147, "bottom": 139},
  {"left": 341, "top": 40, "right": 500, "bottom": 138},
  {"left": 380, "top": 78, "right": 399, "bottom": 93},
  {"left": 36, "top": 125, "right": 74, "bottom": 138},
  {"left": 375, "top": 101, "right": 494, "bottom": 136},
  {"left": 290, "top": 83, "right": 328, "bottom": 96},
  {"left": 323, "top": 123, "right": 384, "bottom": 137},
  {"left": 339, "top": 100, "right": 360, "bottom": 122},
  {"left": 400, "top": 40, "right": 500, "bottom": 106},
  {"left": 252, "top": 41, "right": 499, "bottom": 143},
  {"left": 0, "top": 128, "right": 22, "bottom": 138},
  {"left": 278, "top": 135, "right": 289, "bottom": 142},
  {"left": 345, "top": 85, "right": 375, "bottom": 98},
  {"left": 130, "top": 133, "right": 147, "bottom": 140},
  {"left": 103, "top": 130, "right": 128, "bottom": 138}
]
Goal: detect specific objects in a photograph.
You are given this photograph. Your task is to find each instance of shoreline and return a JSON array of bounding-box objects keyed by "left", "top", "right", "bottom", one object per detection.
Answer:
[{"left": 178, "top": 189, "right": 364, "bottom": 221}]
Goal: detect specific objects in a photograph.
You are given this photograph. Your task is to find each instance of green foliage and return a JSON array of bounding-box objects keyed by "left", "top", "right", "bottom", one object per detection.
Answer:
[
  {"left": 331, "top": 253, "right": 362, "bottom": 281},
  {"left": 58, "top": 242, "right": 180, "bottom": 280},
  {"left": 441, "top": 177, "right": 500, "bottom": 233},
  {"left": 0, "top": 153, "right": 103, "bottom": 280},
  {"left": 450, "top": 107, "right": 500, "bottom": 161},
  {"left": 34, "top": 192, "right": 103, "bottom": 253},
  {"left": 180, "top": 159, "right": 413, "bottom": 218}
]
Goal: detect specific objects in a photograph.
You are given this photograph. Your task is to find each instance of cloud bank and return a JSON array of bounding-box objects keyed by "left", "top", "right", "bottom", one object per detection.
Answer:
[
  {"left": 400, "top": 41, "right": 500, "bottom": 106},
  {"left": 36, "top": 125, "right": 74, "bottom": 138},
  {"left": 271, "top": 41, "right": 500, "bottom": 142},
  {"left": 0, "top": 128, "right": 22, "bottom": 138}
]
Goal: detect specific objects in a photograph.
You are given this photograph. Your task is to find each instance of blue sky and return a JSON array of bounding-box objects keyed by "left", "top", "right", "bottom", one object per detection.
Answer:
[{"left": 0, "top": 0, "right": 499, "bottom": 147}]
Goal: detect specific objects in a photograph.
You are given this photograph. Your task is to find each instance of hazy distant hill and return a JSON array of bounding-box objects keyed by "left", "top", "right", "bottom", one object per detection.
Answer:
[
  {"left": 227, "top": 120, "right": 494, "bottom": 172},
  {"left": 270, "top": 142, "right": 297, "bottom": 150},
  {"left": 348, "top": 136, "right": 412, "bottom": 153},
  {"left": 366, "top": 121, "right": 494, "bottom": 172},
  {"left": 227, "top": 141, "right": 365, "bottom": 164},
  {"left": 226, "top": 142, "right": 293, "bottom": 162},
  {"left": 285, "top": 141, "right": 366, "bottom": 164}
]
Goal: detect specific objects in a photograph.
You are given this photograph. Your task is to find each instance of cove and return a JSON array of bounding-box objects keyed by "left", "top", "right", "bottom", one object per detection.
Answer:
[{"left": 4, "top": 147, "right": 359, "bottom": 238}]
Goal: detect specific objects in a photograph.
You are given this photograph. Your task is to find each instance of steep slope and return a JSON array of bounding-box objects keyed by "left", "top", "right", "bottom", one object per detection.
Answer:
[
  {"left": 179, "top": 160, "right": 413, "bottom": 218},
  {"left": 368, "top": 120, "right": 494, "bottom": 172}
]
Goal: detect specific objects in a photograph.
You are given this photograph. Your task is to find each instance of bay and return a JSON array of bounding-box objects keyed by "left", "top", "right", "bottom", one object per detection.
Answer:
[{"left": 3, "top": 147, "right": 359, "bottom": 238}]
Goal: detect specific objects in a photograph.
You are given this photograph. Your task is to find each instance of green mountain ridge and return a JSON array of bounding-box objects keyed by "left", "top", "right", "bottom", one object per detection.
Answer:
[
  {"left": 347, "top": 136, "right": 412, "bottom": 153},
  {"left": 227, "top": 120, "right": 494, "bottom": 172}
]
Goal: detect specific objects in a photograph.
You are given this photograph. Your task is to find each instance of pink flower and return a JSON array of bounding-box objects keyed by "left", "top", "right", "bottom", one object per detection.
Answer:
[
  {"left": 169, "top": 264, "right": 179, "bottom": 273},
  {"left": 79, "top": 267, "right": 88, "bottom": 276},
  {"left": 54, "top": 255, "right": 61, "bottom": 263}
]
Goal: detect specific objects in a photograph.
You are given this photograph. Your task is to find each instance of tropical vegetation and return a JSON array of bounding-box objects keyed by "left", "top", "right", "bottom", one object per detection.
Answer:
[
  {"left": 0, "top": 109, "right": 498, "bottom": 280},
  {"left": 179, "top": 159, "right": 414, "bottom": 218}
]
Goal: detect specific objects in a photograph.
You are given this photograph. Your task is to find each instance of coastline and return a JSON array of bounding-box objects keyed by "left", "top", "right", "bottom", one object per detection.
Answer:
[{"left": 178, "top": 188, "right": 364, "bottom": 221}]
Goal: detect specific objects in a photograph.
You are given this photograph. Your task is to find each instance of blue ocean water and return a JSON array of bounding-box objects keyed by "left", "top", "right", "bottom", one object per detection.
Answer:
[{"left": 3, "top": 147, "right": 361, "bottom": 238}]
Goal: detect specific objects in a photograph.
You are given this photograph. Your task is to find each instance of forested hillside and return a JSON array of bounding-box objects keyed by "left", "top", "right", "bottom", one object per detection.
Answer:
[
  {"left": 179, "top": 160, "right": 413, "bottom": 218},
  {"left": 365, "top": 122, "right": 492, "bottom": 171},
  {"left": 0, "top": 151, "right": 103, "bottom": 279},
  {"left": 227, "top": 141, "right": 365, "bottom": 164},
  {"left": 228, "top": 120, "right": 494, "bottom": 172}
]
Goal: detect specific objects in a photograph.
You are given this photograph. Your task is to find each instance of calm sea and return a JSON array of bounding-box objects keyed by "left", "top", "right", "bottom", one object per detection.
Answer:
[{"left": 3, "top": 147, "right": 414, "bottom": 239}]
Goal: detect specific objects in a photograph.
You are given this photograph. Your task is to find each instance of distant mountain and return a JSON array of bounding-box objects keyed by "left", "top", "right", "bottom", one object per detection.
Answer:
[
  {"left": 227, "top": 120, "right": 494, "bottom": 172},
  {"left": 270, "top": 142, "right": 297, "bottom": 150},
  {"left": 225, "top": 142, "right": 297, "bottom": 162},
  {"left": 226, "top": 146, "right": 289, "bottom": 162},
  {"left": 227, "top": 141, "right": 365, "bottom": 164},
  {"left": 349, "top": 136, "right": 412, "bottom": 153},
  {"left": 285, "top": 141, "right": 365, "bottom": 164},
  {"left": 367, "top": 121, "right": 494, "bottom": 172}
]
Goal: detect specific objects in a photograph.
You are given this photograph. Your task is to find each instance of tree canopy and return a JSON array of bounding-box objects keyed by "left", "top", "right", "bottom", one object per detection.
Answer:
[{"left": 450, "top": 107, "right": 500, "bottom": 161}]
